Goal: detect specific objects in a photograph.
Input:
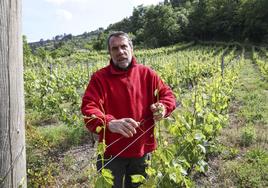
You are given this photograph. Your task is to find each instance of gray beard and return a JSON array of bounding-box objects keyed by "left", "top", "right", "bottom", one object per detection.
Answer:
[
  {"left": 112, "top": 61, "right": 132, "bottom": 71},
  {"left": 112, "top": 59, "right": 132, "bottom": 71}
]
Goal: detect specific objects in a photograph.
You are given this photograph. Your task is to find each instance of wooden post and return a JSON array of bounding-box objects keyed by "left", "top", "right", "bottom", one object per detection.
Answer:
[{"left": 0, "top": 0, "right": 27, "bottom": 187}]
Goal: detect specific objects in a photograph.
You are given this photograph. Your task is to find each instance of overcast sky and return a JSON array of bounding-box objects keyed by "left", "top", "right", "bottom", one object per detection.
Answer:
[{"left": 22, "top": 0, "right": 162, "bottom": 42}]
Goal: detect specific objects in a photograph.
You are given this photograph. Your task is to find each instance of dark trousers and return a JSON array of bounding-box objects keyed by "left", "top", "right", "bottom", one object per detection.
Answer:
[{"left": 97, "top": 153, "right": 150, "bottom": 188}]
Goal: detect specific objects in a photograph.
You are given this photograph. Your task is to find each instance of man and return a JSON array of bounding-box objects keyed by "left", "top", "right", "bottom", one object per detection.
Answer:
[{"left": 81, "top": 31, "right": 176, "bottom": 188}]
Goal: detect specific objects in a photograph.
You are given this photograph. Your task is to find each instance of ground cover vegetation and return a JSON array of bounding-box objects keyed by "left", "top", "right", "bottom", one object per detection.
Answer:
[{"left": 24, "top": 36, "right": 268, "bottom": 187}]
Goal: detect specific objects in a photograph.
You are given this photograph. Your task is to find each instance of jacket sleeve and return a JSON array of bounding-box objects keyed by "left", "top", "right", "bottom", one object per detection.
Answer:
[
  {"left": 81, "top": 74, "right": 115, "bottom": 134},
  {"left": 153, "top": 73, "right": 176, "bottom": 117}
]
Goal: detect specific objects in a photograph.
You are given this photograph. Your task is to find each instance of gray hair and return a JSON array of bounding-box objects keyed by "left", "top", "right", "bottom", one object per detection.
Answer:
[{"left": 107, "top": 31, "right": 133, "bottom": 51}]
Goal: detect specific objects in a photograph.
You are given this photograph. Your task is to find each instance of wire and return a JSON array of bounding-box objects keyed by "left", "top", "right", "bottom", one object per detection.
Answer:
[{"left": 96, "top": 123, "right": 155, "bottom": 174}]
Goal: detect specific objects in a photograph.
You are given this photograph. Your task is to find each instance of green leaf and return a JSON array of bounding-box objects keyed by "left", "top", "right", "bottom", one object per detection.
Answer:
[
  {"left": 169, "top": 172, "right": 177, "bottom": 183},
  {"left": 102, "top": 168, "right": 114, "bottom": 185},
  {"left": 97, "top": 143, "right": 106, "bottom": 155},
  {"left": 195, "top": 102, "right": 202, "bottom": 113},
  {"left": 197, "top": 144, "right": 206, "bottom": 154},
  {"left": 131, "top": 174, "right": 146, "bottom": 183},
  {"left": 194, "top": 132, "right": 205, "bottom": 141},
  {"left": 146, "top": 167, "right": 156, "bottom": 176},
  {"left": 196, "top": 160, "right": 208, "bottom": 173},
  {"left": 180, "top": 167, "right": 188, "bottom": 176},
  {"left": 204, "top": 124, "right": 213, "bottom": 134},
  {"left": 95, "top": 176, "right": 112, "bottom": 188}
]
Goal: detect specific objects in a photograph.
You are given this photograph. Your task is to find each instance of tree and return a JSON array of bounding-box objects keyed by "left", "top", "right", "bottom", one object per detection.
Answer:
[
  {"left": 143, "top": 4, "right": 180, "bottom": 47},
  {"left": 0, "top": 0, "right": 27, "bottom": 187},
  {"left": 92, "top": 32, "right": 109, "bottom": 50},
  {"left": 237, "top": 0, "right": 268, "bottom": 42},
  {"left": 170, "top": 0, "right": 188, "bottom": 8},
  {"left": 129, "top": 5, "right": 148, "bottom": 44},
  {"left": 130, "top": 5, "right": 147, "bottom": 33},
  {"left": 186, "top": 0, "right": 210, "bottom": 40},
  {"left": 107, "top": 17, "right": 132, "bottom": 33}
]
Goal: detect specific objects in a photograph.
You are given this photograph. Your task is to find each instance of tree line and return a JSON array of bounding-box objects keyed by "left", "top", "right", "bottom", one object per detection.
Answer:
[
  {"left": 25, "top": 0, "right": 268, "bottom": 58},
  {"left": 93, "top": 0, "right": 268, "bottom": 49}
]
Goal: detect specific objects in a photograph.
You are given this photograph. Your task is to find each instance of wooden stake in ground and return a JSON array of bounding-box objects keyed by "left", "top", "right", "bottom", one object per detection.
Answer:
[{"left": 0, "top": 0, "right": 26, "bottom": 187}]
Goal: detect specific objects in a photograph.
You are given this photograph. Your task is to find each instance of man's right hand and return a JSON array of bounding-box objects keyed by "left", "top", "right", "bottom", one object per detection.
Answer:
[{"left": 108, "top": 118, "right": 139, "bottom": 138}]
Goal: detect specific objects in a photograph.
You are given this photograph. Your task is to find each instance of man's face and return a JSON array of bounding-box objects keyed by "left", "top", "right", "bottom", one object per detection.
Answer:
[{"left": 109, "top": 36, "right": 133, "bottom": 69}]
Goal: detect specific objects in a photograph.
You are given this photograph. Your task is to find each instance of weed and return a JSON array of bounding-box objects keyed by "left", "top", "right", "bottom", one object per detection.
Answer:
[
  {"left": 62, "top": 155, "right": 76, "bottom": 170},
  {"left": 26, "top": 123, "right": 90, "bottom": 187},
  {"left": 245, "top": 148, "right": 268, "bottom": 163},
  {"left": 38, "top": 124, "right": 88, "bottom": 150},
  {"left": 240, "top": 125, "right": 256, "bottom": 147},
  {"left": 219, "top": 159, "right": 267, "bottom": 188},
  {"left": 221, "top": 146, "right": 239, "bottom": 160}
]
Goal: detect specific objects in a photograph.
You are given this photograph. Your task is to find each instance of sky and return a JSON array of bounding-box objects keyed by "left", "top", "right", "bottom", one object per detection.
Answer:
[{"left": 22, "top": 0, "right": 162, "bottom": 42}]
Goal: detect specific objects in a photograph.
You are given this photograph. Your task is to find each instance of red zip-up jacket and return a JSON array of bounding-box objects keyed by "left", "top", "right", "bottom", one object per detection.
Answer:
[{"left": 81, "top": 57, "right": 176, "bottom": 158}]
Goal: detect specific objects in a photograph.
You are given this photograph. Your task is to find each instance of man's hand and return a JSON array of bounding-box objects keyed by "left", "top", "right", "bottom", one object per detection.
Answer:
[
  {"left": 150, "top": 103, "right": 166, "bottom": 121},
  {"left": 108, "top": 118, "right": 139, "bottom": 138}
]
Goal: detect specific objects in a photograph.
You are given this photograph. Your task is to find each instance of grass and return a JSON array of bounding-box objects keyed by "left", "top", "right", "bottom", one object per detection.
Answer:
[
  {"left": 26, "top": 122, "right": 91, "bottom": 187},
  {"left": 195, "top": 55, "right": 268, "bottom": 187},
  {"left": 37, "top": 123, "right": 88, "bottom": 149},
  {"left": 218, "top": 151, "right": 267, "bottom": 188},
  {"left": 217, "top": 57, "right": 268, "bottom": 187}
]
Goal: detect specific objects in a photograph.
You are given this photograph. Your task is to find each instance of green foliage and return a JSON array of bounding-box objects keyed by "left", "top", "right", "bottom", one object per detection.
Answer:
[
  {"left": 131, "top": 174, "right": 146, "bottom": 184},
  {"left": 221, "top": 146, "right": 239, "bottom": 160},
  {"left": 143, "top": 4, "right": 181, "bottom": 47},
  {"left": 26, "top": 123, "right": 89, "bottom": 187},
  {"left": 24, "top": 43, "right": 267, "bottom": 187},
  {"left": 23, "top": 35, "right": 34, "bottom": 65},
  {"left": 94, "top": 169, "right": 114, "bottom": 188},
  {"left": 38, "top": 124, "right": 88, "bottom": 148},
  {"left": 92, "top": 32, "right": 109, "bottom": 51},
  {"left": 104, "top": 0, "right": 268, "bottom": 46},
  {"left": 24, "top": 61, "right": 88, "bottom": 126},
  {"left": 252, "top": 47, "right": 268, "bottom": 80},
  {"left": 237, "top": 0, "right": 268, "bottom": 42},
  {"left": 26, "top": 126, "right": 58, "bottom": 187},
  {"left": 220, "top": 151, "right": 268, "bottom": 188},
  {"left": 240, "top": 125, "right": 256, "bottom": 147},
  {"left": 34, "top": 47, "right": 51, "bottom": 60}
]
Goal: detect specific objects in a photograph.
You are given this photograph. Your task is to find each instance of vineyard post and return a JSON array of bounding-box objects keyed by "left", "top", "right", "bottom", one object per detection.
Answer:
[
  {"left": 79, "top": 61, "right": 82, "bottom": 73},
  {"left": 221, "top": 54, "right": 225, "bottom": 78},
  {"left": 87, "top": 61, "right": 90, "bottom": 79},
  {"left": 0, "top": 0, "right": 27, "bottom": 187},
  {"left": 50, "top": 63, "right": 53, "bottom": 75}
]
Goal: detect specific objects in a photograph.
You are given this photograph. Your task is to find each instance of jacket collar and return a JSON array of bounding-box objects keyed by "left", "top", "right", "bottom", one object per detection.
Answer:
[{"left": 109, "top": 57, "right": 137, "bottom": 75}]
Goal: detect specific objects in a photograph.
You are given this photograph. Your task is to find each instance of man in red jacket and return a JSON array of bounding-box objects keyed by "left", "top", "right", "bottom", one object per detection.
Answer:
[{"left": 81, "top": 31, "right": 176, "bottom": 188}]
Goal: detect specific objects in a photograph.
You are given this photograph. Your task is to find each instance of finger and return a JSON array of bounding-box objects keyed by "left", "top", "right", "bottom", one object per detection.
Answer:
[
  {"left": 150, "top": 104, "right": 157, "bottom": 111},
  {"left": 121, "top": 122, "right": 135, "bottom": 136},
  {"left": 125, "top": 118, "right": 139, "bottom": 128},
  {"left": 109, "top": 121, "right": 131, "bottom": 137},
  {"left": 118, "top": 128, "right": 130, "bottom": 138},
  {"left": 154, "top": 103, "right": 163, "bottom": 109},
  {"left": 125, "top": 122, "right": 137, "bottom": 134}
]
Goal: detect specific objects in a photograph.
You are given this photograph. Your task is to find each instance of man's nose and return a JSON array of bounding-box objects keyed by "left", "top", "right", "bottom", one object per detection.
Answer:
[{"left": 118, "top": 47, "right": 124, "bottom": 54}]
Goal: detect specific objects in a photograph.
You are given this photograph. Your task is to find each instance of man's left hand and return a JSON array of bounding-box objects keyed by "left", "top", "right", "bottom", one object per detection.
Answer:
[{"left": 150, "top": 102, "right": 166, "bottom": 121}]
